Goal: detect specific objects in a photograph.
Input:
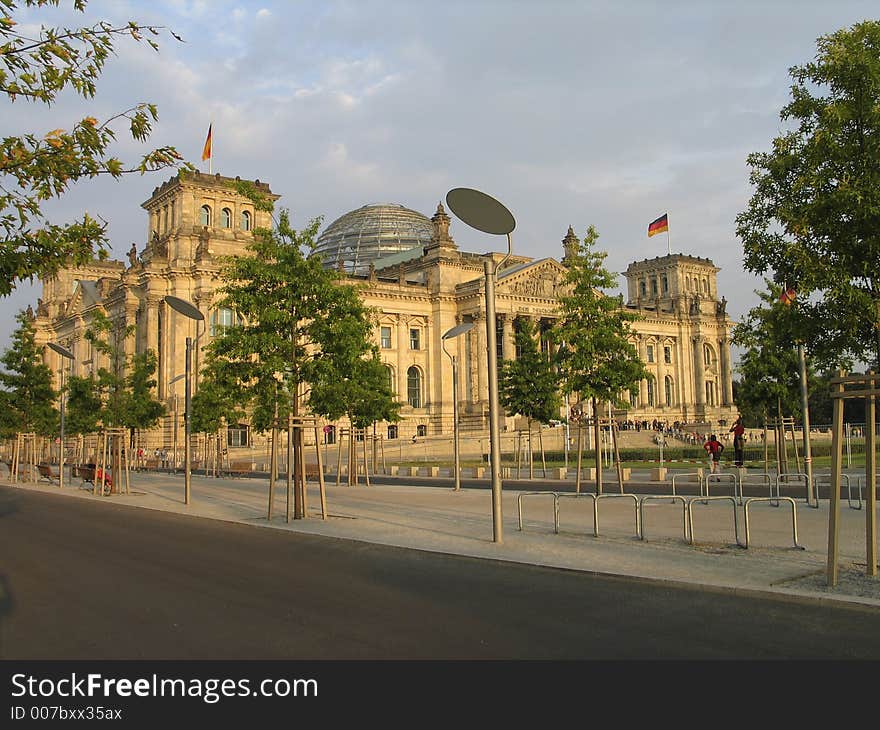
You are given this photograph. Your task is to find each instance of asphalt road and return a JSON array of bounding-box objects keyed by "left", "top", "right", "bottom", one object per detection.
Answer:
[{"left": 2, "top": 485, "right": 880, "bottom": 660}]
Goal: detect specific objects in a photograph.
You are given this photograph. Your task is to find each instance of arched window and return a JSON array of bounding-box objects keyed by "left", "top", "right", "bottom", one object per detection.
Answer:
[
  {"left": 650, "top": 278, "right": 658, "bottom": 296},
  {"left": 240, "top": 210, "right": 252, "bottom": 231},
  {"left": 221, "top": 207, "right": 232, "bottom": 228},
  {"left": 210, "top": 307, "right": 241, "bottom": 337},
  {"left": 665, "top": 376, "right": 674, "bottom": 406},
  {"left": 384, "top": 365, "right": 394, "bottom": 393},
  {"left": 407, "top": 366, "right": 421, "bottom": 408},
  {"left": 647, "top": 379, "right": 655, "bottom": 407},
  {"left": 387, "top": 424, "right": 398, "bottom": 440},
  {"left": 200, "top": 205, "right": 212, "bottom": 226},
  {"left": 661, "top": 274, "right": 668, "bottom": 293},
  {"left": 704, "top": 343, "right": 715, "bottom": 367},
  {"left": 639, "top": 280, "right": 647, "bottom": 297}
]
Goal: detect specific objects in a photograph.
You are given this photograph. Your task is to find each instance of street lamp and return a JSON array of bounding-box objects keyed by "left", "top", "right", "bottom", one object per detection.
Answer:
[
  {"left": 164, "top": 295, "right": 205, "bottom": 505},
  {"left": 47, "top": 342, "right": 74, "bottom": 491},
  {"left": 446, "top": 187, "right": 515, "bottom": 544},
  {"left": 442, "top": 321, "right": 475, "bottom": 492},
  {"left": 170, "top": 373, "right": 185, "bottom": 472}
]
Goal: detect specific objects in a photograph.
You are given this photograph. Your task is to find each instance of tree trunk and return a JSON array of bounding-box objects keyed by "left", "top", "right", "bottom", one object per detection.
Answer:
[
  {"left": 267, "top": 398, "right": 278, "bottom": 521},
  {"left": 538, "top": 423, "right": 546, "bottom": 478},
  {"left": 593, "top": 397, "right": 603, "bottom": 495},
  {"left": 527, "top": 418, "right": 534, "bottom": 479},
  {"left": 612, "top": 418, "right": 624, "bottom": 494}
]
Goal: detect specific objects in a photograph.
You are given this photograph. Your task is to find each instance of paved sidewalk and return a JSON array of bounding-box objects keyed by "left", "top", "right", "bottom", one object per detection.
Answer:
[{"left": 3, "top": 470, "right": 879, "bottom": 608}]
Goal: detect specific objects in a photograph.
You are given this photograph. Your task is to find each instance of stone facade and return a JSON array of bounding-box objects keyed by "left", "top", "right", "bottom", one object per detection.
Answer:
[{"left": 31, "top": 172, "right": 737, "bottom": 453}]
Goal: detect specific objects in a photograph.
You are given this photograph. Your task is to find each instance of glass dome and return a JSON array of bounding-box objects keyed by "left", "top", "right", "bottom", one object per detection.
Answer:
[{"left": 314, "top": 203, "right": 433, "bottom": 275}]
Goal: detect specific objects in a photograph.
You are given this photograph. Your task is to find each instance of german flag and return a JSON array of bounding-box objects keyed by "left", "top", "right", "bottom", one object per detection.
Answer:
[
  {"left": 201, "top": 124, "right": 212, "bottom": 162},
  {"left": 648, "top": 213, "right": 668, "bottom": 237},
  {"left": 779, "top": 286, "right": 796, "bottom": 306}
]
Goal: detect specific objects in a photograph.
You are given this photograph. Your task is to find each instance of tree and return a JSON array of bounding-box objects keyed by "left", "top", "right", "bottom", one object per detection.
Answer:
[
  {"left": 0, "top": 0, "right": 188, "bottom": 295},
  {"left": 206, "top": 182, "right": 385, "bottom": 518},
  {"left": 552, "top": 225, "right": 650, "bottom": 493},
  {"left": 499, "top": 316, "right": 561, "bottom": 477},
  {"left": 83, "top": 310, "right": 164, "bottom": 433},
  {"left": 0, "top": 309, "right": 57, "bottom": 437},
  {"left": 737, "top": 20, "right": 880, "bottom": 370},
  {"left": 64, "top": 373, "right": 101, "bottom": 436},
  {"left": 309, "top": 346, "right": 400, "bottom": 483},
  {"left": 732, "top": 282, "right": 813, "bottom": 427}
]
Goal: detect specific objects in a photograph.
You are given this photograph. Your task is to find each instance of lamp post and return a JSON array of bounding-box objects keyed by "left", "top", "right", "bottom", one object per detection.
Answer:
[
  {"left": 446, "top": 187, "right": 515, "bottom": 543},
  {"left": 164, "top": 295, "right": 204, "bottom": 505},
  {"left": 170, "top": 373, "right": 185, "bottom": 472},
  {"left": 442, "top": 321, "right": 475, "bottom": 492},
  {"left": 47, "top": 342, "right": 74, "bottom": 490}
]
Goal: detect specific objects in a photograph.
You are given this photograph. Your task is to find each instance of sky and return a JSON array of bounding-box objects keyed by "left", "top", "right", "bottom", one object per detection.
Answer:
[{"left": 2, "top": 0, "right": 877, "bottom": 362}]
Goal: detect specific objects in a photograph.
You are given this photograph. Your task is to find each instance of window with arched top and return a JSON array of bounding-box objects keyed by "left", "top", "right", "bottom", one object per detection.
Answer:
[
  {"left": 407, "top": 366, "right": 422, "bottom": 408},
  {"left": 200, "top": 205, "right": 212, "bottom": 226},
  {"left": 639, "top": 280, "right": 647, "bottom": 297},
  {"left": 384, "top": 365, "right": 394, "bottom": 393},
  {"left": 662, "top": 274, "right": 668, "bottom": 293},
  {"left": 240, "top": 210, "right": 252, "bottom": 231},
  {"left": 704, "top": 343, "right": 715, "bottom": 367},
  {"left": 221, "top": 208, "right": 232, "bottom": 228},
  {"left": 210, "top": 307, "right": 241, "bottom": 337}
]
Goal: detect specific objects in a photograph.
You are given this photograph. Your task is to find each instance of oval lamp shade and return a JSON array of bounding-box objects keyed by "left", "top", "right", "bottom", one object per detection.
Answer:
[
  {"left": 446, "top": 188, "right": 515, "bottom": 236},
  {"left": 442, "top": 322, "right": 475, "bottom": 340},
  {"left": 164, "top": 295, "right": 204, "bottom": 321}
]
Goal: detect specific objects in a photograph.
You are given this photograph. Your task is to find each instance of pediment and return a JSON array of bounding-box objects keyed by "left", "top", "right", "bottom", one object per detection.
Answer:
[
  {"left": 63, "top": 280, "right": 102, "bottom": 318},
  {"left": 496, "top": 258, "right": 568, "bottom": 298}
]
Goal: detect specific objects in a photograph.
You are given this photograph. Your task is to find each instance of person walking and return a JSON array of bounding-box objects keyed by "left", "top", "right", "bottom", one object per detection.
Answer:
[
  {"left": 729, "top": 417, "right": 745, "bottom": 467},
  {"left": 703, "top": 434, "right": 724, "bottom": 473}
]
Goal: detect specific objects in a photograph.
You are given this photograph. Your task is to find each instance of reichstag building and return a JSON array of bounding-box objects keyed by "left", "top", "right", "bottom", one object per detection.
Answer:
[{"left": 30, "top": 172, "right": 738, "bottom": 452}]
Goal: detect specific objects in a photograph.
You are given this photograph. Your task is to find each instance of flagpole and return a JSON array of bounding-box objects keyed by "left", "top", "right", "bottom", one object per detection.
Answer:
[
  {"left": 666, "top": 214, "right": 671, "bottom": 255},
  {"left": 209, "top": 119, "right": 213, "bottom": 175}
]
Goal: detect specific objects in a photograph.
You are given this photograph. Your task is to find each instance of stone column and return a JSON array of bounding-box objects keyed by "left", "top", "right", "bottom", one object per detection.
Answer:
[
  {"left": 693, "top": 337, "right": 706, "bottom": 407},
  {"left": 719, "top": 338, "right": 733, "bottom": 406},
  {"left": 473, "top": 312, "right": 488, "bottom": 405},
  {"left": 637, "top": 336, "right": 648, "bottom": 405},
  {"left": 502, "top": 314, "right": 515, "bottom": 361},
  {"left": 397, "top": 314, "right": 408, "bottom": 403},
  {"left": 656, "top": 342, "right": 666, "bottom": 408}
]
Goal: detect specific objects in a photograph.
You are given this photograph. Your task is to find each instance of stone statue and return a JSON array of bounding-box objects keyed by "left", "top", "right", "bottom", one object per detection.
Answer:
[{"left": 128, "top": 243, "right": 139, "bottom": 267}]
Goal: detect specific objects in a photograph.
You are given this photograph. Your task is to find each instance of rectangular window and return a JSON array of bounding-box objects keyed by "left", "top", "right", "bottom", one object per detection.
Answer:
[
  {"left": 646, "top": 345, "right": 654, "bottom": 363},
  {"left": 380, "top": 326, "right": 392, "bottom": 349},
  {"left": 409, "top": 328, "right": 420, "bottom": 350},
  {"left": 227, "top": 425, "right": 249, "bottom": 448},
  {"left": 664, "top": 346, "right": 672, "bottom": 364}
]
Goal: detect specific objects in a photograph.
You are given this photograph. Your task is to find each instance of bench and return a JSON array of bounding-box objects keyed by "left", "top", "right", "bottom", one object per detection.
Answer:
[
  {"left": 73, "top": 464, "right": 112, "bottom": 495},
  {"left": 38, "top": 463, "right": 60, "bottom": 484},
  {"left": 221, "top": 461, "right": 252, "bottom": 478},
  {"left": 143, "top": 459, "right": 160, "bottom": 471}
]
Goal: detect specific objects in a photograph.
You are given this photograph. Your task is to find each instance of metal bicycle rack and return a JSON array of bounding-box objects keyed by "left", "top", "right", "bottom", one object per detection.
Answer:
[
  {"left": 670, "top": 472, "right": 703, "bottom": 497},
  {"left": 593, "top": 494, "right": 640, "bottom": 538},
  {"left": 557, "top": 493, "right": 597, "bottom": 536},
  {"left": 853, "top": 473, "right": 878, "bottom": 511},
  {"left": 686, "top": 495, "right": 743, "bottom": 548},
  {"left": 740, "top": 473, "right": 773, "bottom": 504},
  {"left": 773, "top": 473, "right": 815, "bottom": 509},
  {"left": 705, "top": 473, "right": 738, "bottom": 502},
  {"left": 638, "top": 495, "right": 688, "bottom": 542},
  {"left": 840, "top": 474, "right": 861, "bottom": 510},
  {"left": 743, "top": 497, "right": 805, "bottom": 550},
  {"left": 517, "top": 492, "right": 559, "bottom": 533}
]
